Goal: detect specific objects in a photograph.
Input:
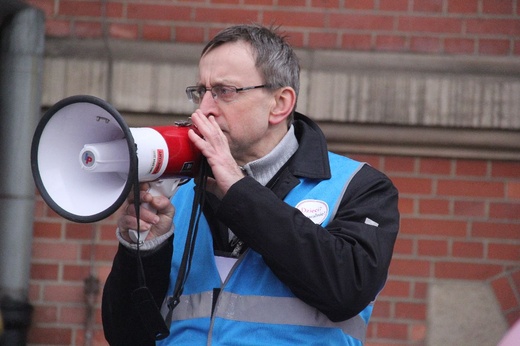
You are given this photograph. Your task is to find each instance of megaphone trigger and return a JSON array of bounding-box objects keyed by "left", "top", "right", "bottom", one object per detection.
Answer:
[{"left": 128, "top": 178, "right": 184, "bottom": 244}]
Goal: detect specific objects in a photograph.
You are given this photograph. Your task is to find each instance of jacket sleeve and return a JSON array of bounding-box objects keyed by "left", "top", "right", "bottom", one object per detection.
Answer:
[
  {"left": 101, "top": 237, "right": 173, "bottom": 345},
  {"left": 216, "top": 164, "right": 399, "bottom": 322}
]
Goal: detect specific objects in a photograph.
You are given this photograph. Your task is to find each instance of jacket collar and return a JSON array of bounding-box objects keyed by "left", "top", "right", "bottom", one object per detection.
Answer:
[{"left": 289, "top": 112, "right": 331, "bottom": 180}]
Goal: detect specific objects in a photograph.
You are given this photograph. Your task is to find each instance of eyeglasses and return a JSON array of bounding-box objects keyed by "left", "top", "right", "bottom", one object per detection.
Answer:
[{"left": 185, "top": 84, "right": 266, "bottom": 104}]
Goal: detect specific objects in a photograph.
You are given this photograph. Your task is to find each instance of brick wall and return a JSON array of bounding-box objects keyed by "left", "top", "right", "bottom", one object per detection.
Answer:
[
  {"left": 24, "top": 0, "right": 520, "bottom": 345},
  {"left": 28, "top": 0, "right": 519, "bottom": 56}
]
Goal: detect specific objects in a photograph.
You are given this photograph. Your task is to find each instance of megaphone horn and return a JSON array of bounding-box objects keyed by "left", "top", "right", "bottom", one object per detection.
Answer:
[{"left": 31, "top": 95, "right": 202, "bottom": 223}]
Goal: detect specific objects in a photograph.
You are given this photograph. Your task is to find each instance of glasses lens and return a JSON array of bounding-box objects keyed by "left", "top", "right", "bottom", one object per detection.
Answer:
[
  {"left": 186, "top": 86, "right": 202, "bottom": 104},
  {"left": 215, "top": 86, "right": 237, "bottom": 102}
]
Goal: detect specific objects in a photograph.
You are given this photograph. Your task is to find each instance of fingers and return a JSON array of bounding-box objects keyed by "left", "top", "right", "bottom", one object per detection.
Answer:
[{"left": 118, "top": 183, "right": 175, "bottom": 242}]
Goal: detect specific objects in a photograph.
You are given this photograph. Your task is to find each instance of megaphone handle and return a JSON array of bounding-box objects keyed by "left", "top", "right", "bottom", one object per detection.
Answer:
[{"left": 128, "top": 179, "right": 183, "bottom": 244}]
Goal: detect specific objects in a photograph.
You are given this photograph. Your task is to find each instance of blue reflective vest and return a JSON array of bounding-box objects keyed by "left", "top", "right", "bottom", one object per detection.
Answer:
[{"left": 158, "top": 153, "right": 371, "bottom": 345}]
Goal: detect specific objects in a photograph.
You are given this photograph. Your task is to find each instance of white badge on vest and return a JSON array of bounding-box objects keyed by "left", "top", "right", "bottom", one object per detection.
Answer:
[{"left": 296, "top": 199, "right": 329, "bottom": 225}]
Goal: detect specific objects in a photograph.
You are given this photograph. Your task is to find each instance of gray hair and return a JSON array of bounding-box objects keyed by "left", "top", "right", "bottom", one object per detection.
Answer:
[{"left": 202, "top": 24, "right": 300, "bottom": 120}]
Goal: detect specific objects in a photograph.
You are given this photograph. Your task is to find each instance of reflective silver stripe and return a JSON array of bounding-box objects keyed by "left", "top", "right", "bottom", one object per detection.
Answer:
[
  {"left": 164, "top": 291, "right": 368, "bottom": 343},
  {"left": 161, "top": 291, "right": 214, "bottom": 321}
]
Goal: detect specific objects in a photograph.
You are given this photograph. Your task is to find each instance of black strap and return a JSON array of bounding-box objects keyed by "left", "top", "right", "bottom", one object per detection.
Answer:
[{"left": 164, "top": 158, "right": 208, "bottom": 329}]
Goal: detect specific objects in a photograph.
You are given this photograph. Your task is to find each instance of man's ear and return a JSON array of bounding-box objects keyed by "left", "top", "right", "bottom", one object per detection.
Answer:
[{"left": 269, "top": 87, "right": 296, "bottom": 125}]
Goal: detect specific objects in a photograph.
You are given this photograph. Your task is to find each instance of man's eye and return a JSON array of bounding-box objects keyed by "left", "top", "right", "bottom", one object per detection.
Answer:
[{"left": 219, "top": 87, "right": 234, "bottom": 95}]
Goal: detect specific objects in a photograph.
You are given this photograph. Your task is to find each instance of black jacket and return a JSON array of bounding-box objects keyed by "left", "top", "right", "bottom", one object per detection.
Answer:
[{"left": 102, "top": 113, "right": 400, "bottom": 345}]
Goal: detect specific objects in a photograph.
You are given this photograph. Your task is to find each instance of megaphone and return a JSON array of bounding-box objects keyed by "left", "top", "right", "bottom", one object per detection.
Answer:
[{"left": 31, "top": 95, "right": 202, "bottom": 223}]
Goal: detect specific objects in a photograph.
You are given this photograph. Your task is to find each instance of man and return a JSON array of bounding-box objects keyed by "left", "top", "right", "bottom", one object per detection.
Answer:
[{"left": 102, "top": 24, "right": 399, "bottom": 345}]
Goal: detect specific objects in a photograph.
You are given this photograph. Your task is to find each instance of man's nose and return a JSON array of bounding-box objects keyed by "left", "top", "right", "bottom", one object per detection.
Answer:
[{"left": 199, "top": 90, "right": 217, "bottom": 113}]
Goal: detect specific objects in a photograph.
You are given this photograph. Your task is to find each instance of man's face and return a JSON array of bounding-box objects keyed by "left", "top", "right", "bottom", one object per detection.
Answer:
[{"left": 197, "top": 41, "right": 276, "bottom": 164}]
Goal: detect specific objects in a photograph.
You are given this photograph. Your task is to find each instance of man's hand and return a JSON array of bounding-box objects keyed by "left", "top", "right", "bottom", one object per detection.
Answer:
[
  {"left": 188, "top": 111, "right": 245, "bottom": 199},
  {"left": 117, "top": 182, "right": 175, "bottom": 243}
]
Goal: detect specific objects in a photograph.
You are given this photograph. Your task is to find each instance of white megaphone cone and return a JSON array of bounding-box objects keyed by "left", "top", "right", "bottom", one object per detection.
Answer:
[{"left": 31, "top": 95, "right": 202, "bottom": 223}]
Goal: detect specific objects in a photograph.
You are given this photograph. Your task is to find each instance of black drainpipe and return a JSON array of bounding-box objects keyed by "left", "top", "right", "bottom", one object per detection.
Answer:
[{"left": 0, "top": 1, "right": 45, "bottom": 345}]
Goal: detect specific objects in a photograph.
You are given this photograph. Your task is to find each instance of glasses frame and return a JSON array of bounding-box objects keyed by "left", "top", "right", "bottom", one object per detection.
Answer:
[{"left": 185, "top": 84, "right": 266, "bottom": 104}]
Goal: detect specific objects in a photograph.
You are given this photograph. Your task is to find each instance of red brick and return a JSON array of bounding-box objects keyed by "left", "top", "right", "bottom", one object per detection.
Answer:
[
  {"left": 419, "top": 158, "right": 452, "bottom": 175},
  {"left": 413, "top": 281, "right": 428, "bottom": 299},
  {"left": 27, "top": 327, "right": 72, "bottom": 345},
  {"left": 400, "top": 218, "right": 467, "bottom": 237},
  {"left": 375, "top": 35, "right": 407, "bottom": 51},
  {"left": 58, "top": 0, "right": 102, "bottom": 17},
  {"left": 488, "top": 243, "right": 520, "bottom": 261},
  {"left": 279, "top": 0, "right": 306, "bottom": 6},
  {"left": 410, "top": 323, "right": 427, "bottom": 342},
  {"left": 437, "top": 179, "right": 504, "bottom": 198},
  {"left": 379, "top": 0, "right": 408, "bottom": 11},
  {"left": 454, "top": 201, "right": 486, "bottom": 217},
  {"left": 492, "top": 161, "right": 520, "bottom": 178},
  {"left": 34, "top": 221, "right": 62, "bottom": 239},
  {"left": 379, "top": 280, "right": 411, "bottom": 297},
  {"left": 65, "top": 223, "right": 95, "bottom": 240},
  {"left": 309, "top": 31, "right": 340, "bottom": 49},
  {"left": 31, "top": 263, "right": 59, "bottom": 280},
  {"left": 472, "top": 221, "right": 520, "bottom": 240},
  {"left": 329, "top": 13, "right": 395, "bottom": 30},
  {"left": 413, "top": 0, "right": 443, "bottom": 13},
  {"left": 452, "top": 241, "right": 484, "bottom": 258},
  {"left": 196, "top": 7, "right": 258, "bottom": 24},
  {"left": 482, "top": 0, "right": 514, "bottom": 14},
  {"left": 175, "top": 26, "right": 205, "bottom": 43},
  {"left": 376, "top": 321, "right": 409, "bottom": 340},
  {"left": 32, "top": 305, "right": 58, "bottom": 324},
  {"left": 419, "top": 198, "right": 450, "bottom": 215},
  {"left": 394, "top": 237, "right": 414, "bottom": 255},
  {"left": 44, "top": 284, "right": 83, "bottom": 302},
  {"left": 491, "top": 276, "right": 519, "bottom": 310},
  {"left": 479, "top": 39, "right": 511, "bottom": 55},
  {"left": 456, "top": 159, "right": 488, "bottom": 176},
  {"left": 508, "top": 182, "right": 520, "bottom": 199},
  {"left": 63, "top": 264, "right": 91, "bottom": 281},
  {"left": 128, "top": 4, "right": 191, "bottom": 21},
  {"left": 444, "top": 37, "right": 476, "bottom": 54},
  {"left": 399, "top": 197, "right": 415, "bottom": 214},
  {"left": 411, "top": 36, "right": 442, "bottom": 53},
  {"left": 434, "top": 261, "right": 503, "bottom": 280},
  {"left": 32, "top": 242, "right": 80, "bottom": 261},
  {"left": 391, "top": 177, "right": 432, "bottom": 195},
  {"left": 142, "top": 24, "right": 172, "bottom": 41},
  {"left": 489, "top": 202, "right": 520, "bottom": 219},
  {"left": 106, "top": 3, "right": 124, "bottom": 18},
  {"left": 60, "top": 306, "right": 86, "bottom": 324},
  {"left": 466, "top": 18, "right": 520, "bottom": 36},
  {"left": 417, "top": 239, "right": 448, "bottom": 257},
  {"left": 45, "top": 19, "right": 72, "bottom": 37},
  {"left": 390, "top": 259, "right": 431, "bottom": 277},
  {"left": 311, "top": 0, "right": 340, "bottom": 8},
  {"left": 398, "top": 16, "right": 463, "bottom": 33},
  {"left": 384, "top": 156, "right": 416, "bottom": 172},
  {"left": 395, "top": 302, "right": 427, "bottom": 320},
  {"left": 371, "top": 300, "right": 391, "bottom": 318},
  {"left": 110, "top": 23, "right": 139, "bottom": 40},
  {"left": 344, "top": 0, "right": 375, "bottom": 10},
  {"left": 73, "top": 21, "right": 103, "bottom": 38},
  {"left": 264, "top": 10, "right": 326, "bottom": 28},
  {"left": 341, "top": 33, "right": 372, "bottom": 50},
  {"left": 81, "top": 243, "right": 118, "bottom": 262},
  {"left": 447, "top": 0, "right": 479, "bottom": 13}
]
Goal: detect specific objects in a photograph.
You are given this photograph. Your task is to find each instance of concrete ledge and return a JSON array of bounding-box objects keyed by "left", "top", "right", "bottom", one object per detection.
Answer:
[{"left": 42, "top": 38, "right": 520, "bottom": 160}]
